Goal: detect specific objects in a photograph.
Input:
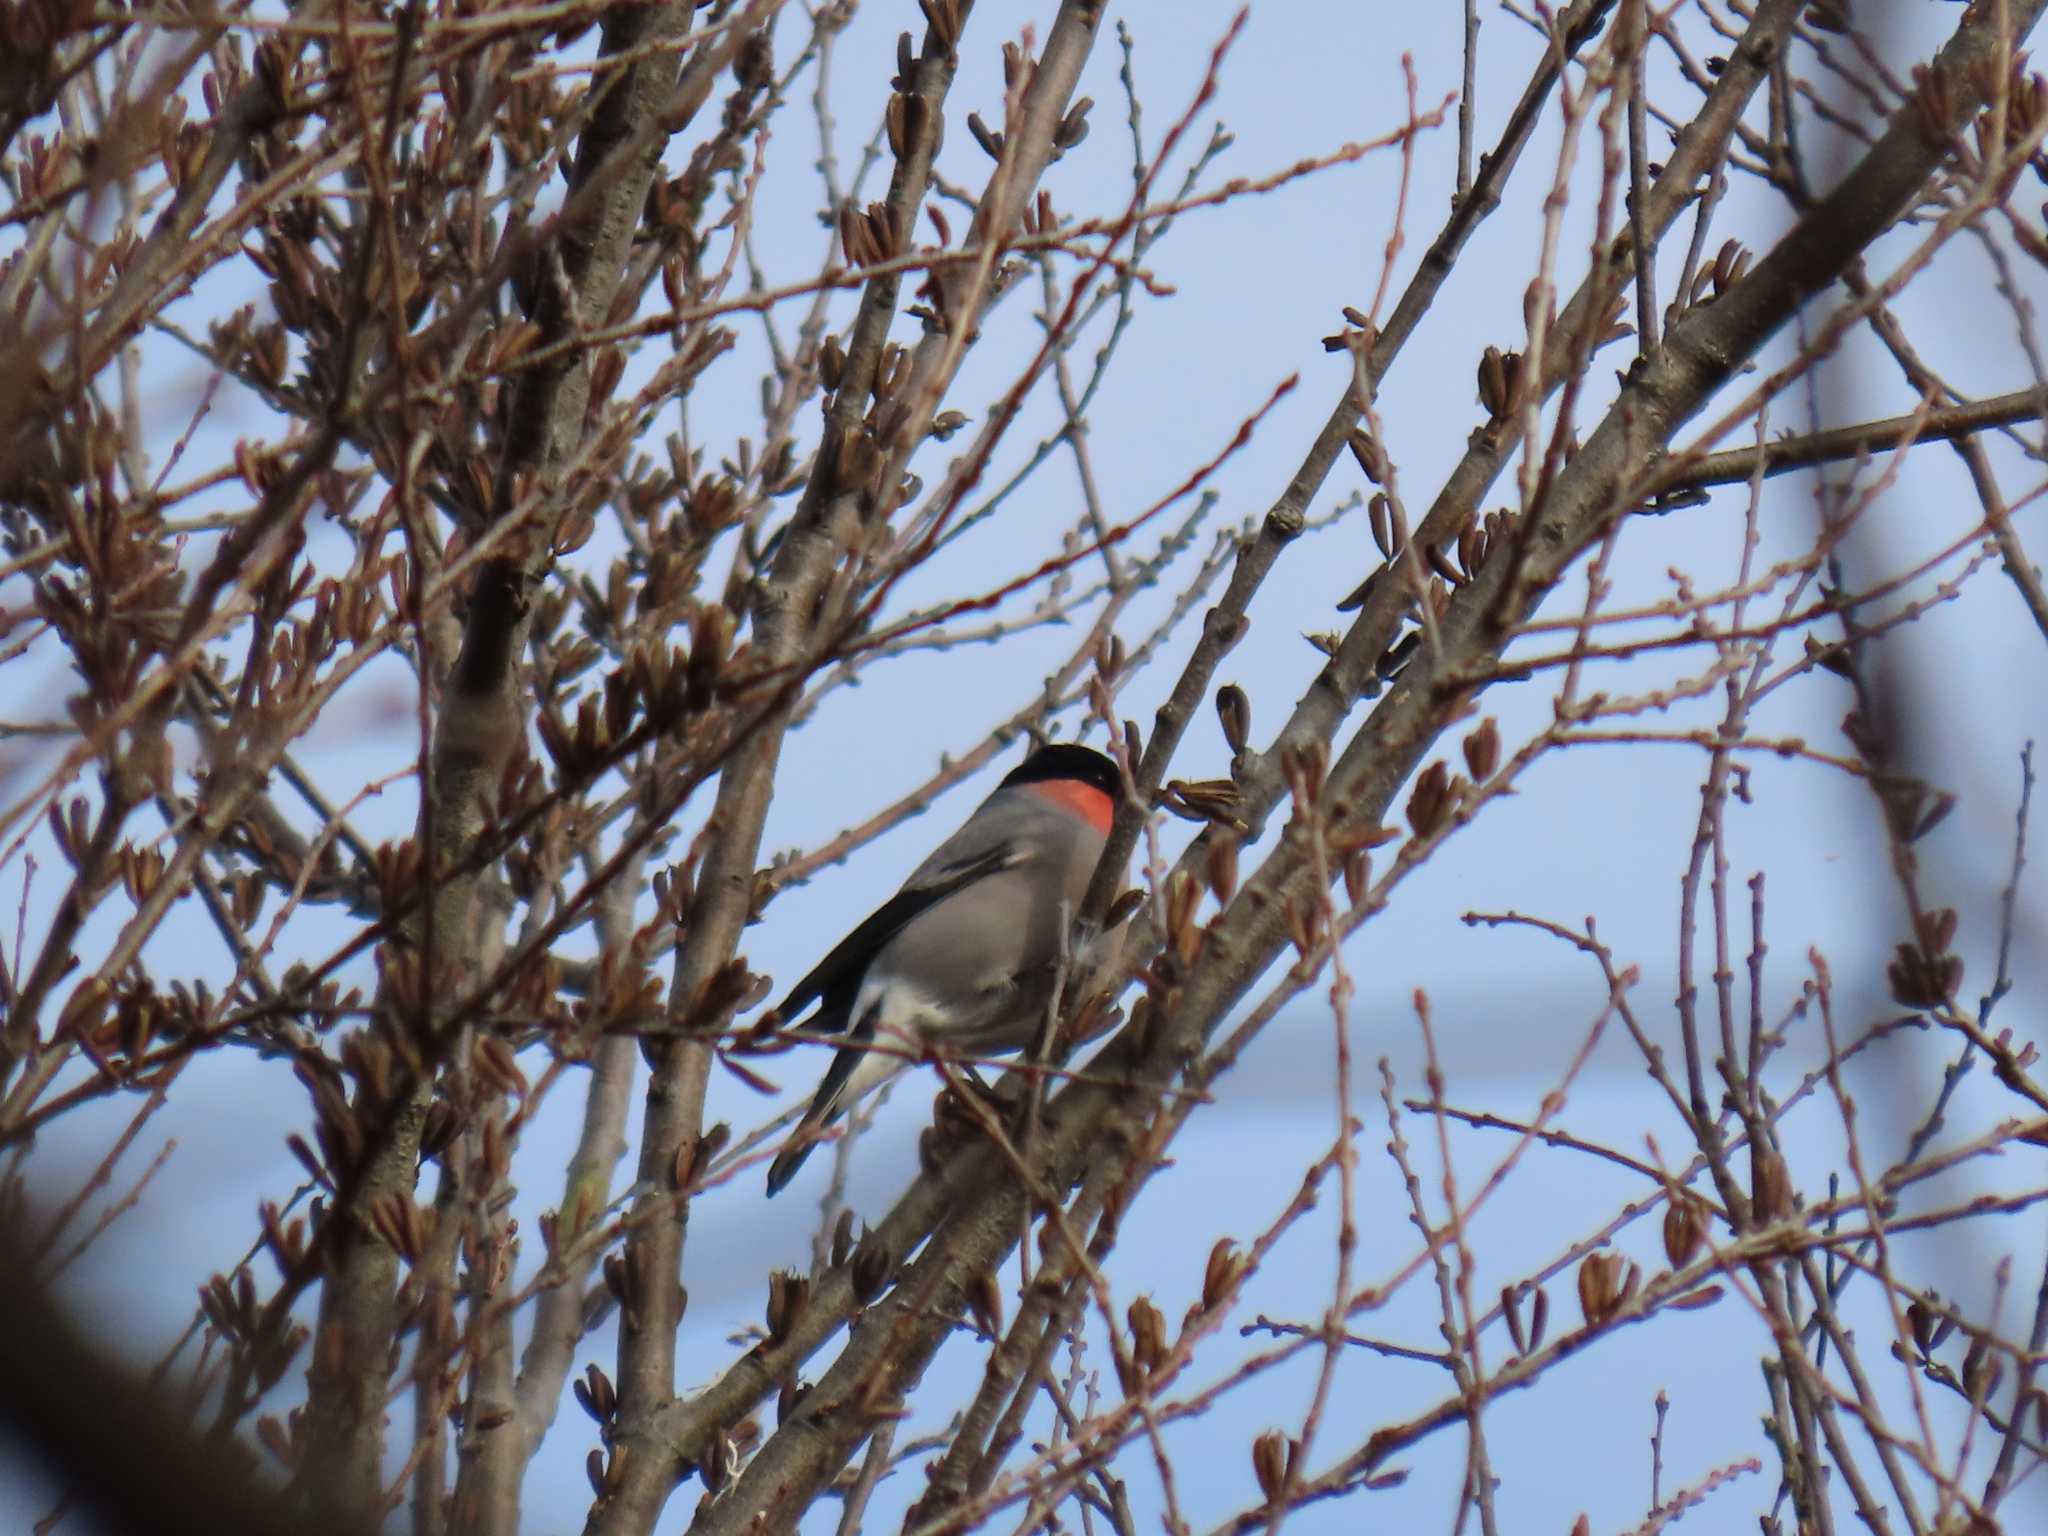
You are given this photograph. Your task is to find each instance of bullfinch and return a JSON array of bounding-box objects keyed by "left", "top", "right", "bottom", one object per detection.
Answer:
[{"left": 764, "top": 742, "right": 1124, "bottom": 1195}]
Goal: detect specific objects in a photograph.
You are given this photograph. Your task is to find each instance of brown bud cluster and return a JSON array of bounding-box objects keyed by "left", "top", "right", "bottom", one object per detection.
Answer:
[
  {"left": 1346, "top": 428, "right": 1388, "bottom": 485},
  {"left": 1449, "top": 508, "right": 1515, "bottom": 582},
  {"left": 1367, "top": 491, "right": 1408, "bottom": 561},
  {"left": 1205, "top": 834, "right": 1240, "bottom": 905},
  {"left": 1216, "top": 683, "right": 1251, "bottom": 758},
  {"left": 1662, "top": 1191, "right": 1709, "bottom": 1269},
  {"left": 1203, "top": 1239, "right": 1249, "bottom": 1311},
  {"left": 573, "top": 1362, "right": 618, "bottom": 1425},
  {"left": 1405, "top": 761, "right": 1456, "bottom": 840},
  {"left": 1909, "top": 61, "right": 1955, "bottom": 152},
  {"left": 1162, "top": 777, "right": 1247, "bottom": 831},
  {"left": 1055, "top": 97, "right": 1093, "bottom": 152},
  {"left": 776, "top": 1378, "right": 809, "bottom": 1425},
  {"left": 698, "top": 1428, "right": 735, "bottom": 1494},
  {"left": 1963, "top": 1332, "right": 2003, "bottom": 1402},
  {"left": 851, "top": 1230, "right": 895, "bottom": 1303},
  {"left": 1322, "top": 305, "right": 1377, "bottom": 352},
  {"left": 258, "top": 1200, "right": 307, "bottom": 1273},
  {"left": 884, "top": 90, "right": 930, "bottom": 158},
  {"left": 967, "top": 110, "right": 1004, "bottom": 161},
  {"left": 1501, "top": 1283, "right": 1551, "bottom": 1356},
  {"left": 819, "top": 334, "right": 846, "bottom": 392},
  {"left": 1105, "top": 887, "right": 1148, "bottom": 931},
  {"left": 1682, "top": 239, "right": 1751, "bottom": 311},
  {"left": 1749, "top": 1144, "right": 1794, "bottom": 1223},
  {"left": 916, "top": 0, "right": 962, "bottom": 50},
  {"left": 1888, "top": 906, "right": 1963, "bottom": 1011},
  {"left": 965, "top": 1266, "right": 1004, "bottom": 1337},
  {"left": 1250, "top": 1429, "right": 1299, "bottom": 1505},
  {"left": 765, "top": 1269, "right": 810, "bottom": 1345},
  {"left": 1907, "top": 1291, "right": 1957, "bottom": 1355},
  {"left": 837, "top": 200, "right": 902, "bottom": 268},
  {"left": 1575, "top": 1250, "right": 1640, "bottom": 1328},
  {"left": 1475, "top": 345, "right": 1524, "bottom": 421},
  {"left": 1124, "top": 1295, "right": 1167, "bottom": 1386},
  {"left": 831, "top": 1209, "right": 857, "bottom": 1270}
]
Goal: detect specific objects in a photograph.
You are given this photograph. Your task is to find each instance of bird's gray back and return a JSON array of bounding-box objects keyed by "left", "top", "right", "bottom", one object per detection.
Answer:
[{"left": 868, "top": 785, "right": 1103, "bottom": 1047}]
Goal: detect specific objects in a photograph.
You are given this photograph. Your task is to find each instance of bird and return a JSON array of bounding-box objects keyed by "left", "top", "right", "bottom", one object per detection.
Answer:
[{"left": 763, "top": 742, "right": 1125, "bottom": 1196}]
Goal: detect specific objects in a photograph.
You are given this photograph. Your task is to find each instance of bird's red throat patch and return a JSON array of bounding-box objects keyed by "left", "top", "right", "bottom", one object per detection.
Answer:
[{"left": 1029, "top": 778, "right": 1115, "bottom": 833}]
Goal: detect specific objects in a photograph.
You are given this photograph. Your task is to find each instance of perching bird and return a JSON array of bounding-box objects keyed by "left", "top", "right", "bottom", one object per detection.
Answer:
[{"left": 764, "top": 742, "right": 1124, "bottom": 1196}]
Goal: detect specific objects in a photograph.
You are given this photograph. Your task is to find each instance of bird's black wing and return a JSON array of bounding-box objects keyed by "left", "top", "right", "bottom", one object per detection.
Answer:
[{"left": 773, "top": 842, "right": 1021, "bottom": 1027}]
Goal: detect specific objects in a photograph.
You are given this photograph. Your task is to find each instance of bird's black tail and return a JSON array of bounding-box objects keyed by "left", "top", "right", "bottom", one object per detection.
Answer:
[
  {"left": 764, "top": 1046, "right": 864, "bottom": 1195},
  {"left": 765, "top": 995, "right": 870, "bottom": 1196}
]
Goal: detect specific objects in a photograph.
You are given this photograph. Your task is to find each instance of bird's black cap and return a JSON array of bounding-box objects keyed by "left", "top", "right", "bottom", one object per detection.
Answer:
[{"left": 1000, "top": 742, "right": 1122, "bottom": 799}]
